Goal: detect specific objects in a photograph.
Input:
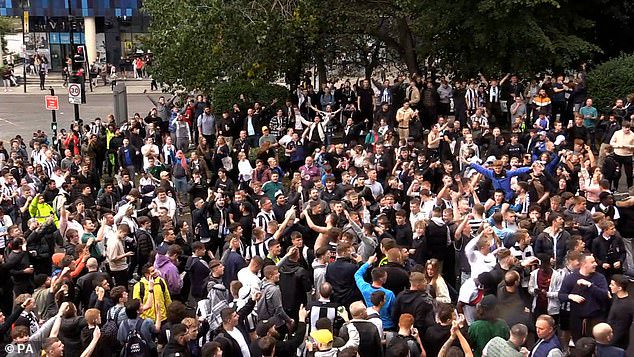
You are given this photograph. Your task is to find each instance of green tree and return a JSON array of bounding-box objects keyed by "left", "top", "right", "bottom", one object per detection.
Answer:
[
  {"left": 587, "top": 54, "right": 634, "bottom": 111},
  {"left": 142, "top": 0, "right": 605, "bottom": 90}
]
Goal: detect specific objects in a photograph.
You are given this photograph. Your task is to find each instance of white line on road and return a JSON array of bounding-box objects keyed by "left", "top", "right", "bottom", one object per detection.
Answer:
[{"left": 0, "top": 117, "right": 18, "bottom": 127}]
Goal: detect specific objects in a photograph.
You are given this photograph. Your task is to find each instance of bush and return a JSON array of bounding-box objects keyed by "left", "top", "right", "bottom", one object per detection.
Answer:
[
  {"left": 211, "top": 80, "right": 291, "bottom": 114},
  {"left": 587, "top": 54, "right": 634, "bottom": 112}
]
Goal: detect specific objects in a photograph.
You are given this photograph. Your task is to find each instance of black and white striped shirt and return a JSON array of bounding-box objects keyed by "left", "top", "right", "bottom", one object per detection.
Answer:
[
  {"left": 244, "top": 239, "right": 271, "bottom": 261},
  {"left": 306, "top": 300, "right": 339, "bottom": 332},
  {"left": 254, "top": 210, "right": 275, "bottom": 232},
  {"left": 42, "top": 159, "right": 58, "bottom": 178}
]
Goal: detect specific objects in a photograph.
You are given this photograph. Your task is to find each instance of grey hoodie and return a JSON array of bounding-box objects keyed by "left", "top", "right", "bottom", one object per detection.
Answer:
[{"left": 256, "top": 280, "right": 291, "bottom": 325}]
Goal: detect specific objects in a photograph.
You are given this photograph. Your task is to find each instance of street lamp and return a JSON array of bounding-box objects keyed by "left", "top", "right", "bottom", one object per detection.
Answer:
[{"left": 20, "top": 0, "right": 30, "bottom": 93}]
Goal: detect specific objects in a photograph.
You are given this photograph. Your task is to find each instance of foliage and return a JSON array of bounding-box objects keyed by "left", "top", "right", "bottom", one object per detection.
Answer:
[
  {"left": 211, "top": 80, "right": 290, "bottom": 114},
  {"left": 0, "top": 17, "right": 12, "bottom": 55},
  {"left": 587, "top": 54, "right": 634, "bottom": 111},
  {"left": 142, "top": 0, "right": 616, "bottom": 91}
]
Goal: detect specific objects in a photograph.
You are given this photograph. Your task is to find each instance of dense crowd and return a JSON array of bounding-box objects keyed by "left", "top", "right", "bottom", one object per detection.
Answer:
[{"left": 0, "top": 69, "right": 633, "bottom": 357}]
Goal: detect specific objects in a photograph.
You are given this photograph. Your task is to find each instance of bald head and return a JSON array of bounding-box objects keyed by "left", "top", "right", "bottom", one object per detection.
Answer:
[
  {"left": 349, "top": 301, "right": 367, "bottom": 319},
  {"left": 86, "top": 258, "right": 98, "bottom": 271},
  {"left": 592, "top": 323, "right": 613, "bottom": 344}
]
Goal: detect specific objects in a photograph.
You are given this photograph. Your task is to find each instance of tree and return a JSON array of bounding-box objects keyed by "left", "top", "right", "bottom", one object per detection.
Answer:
[
  {"left": 587, "top": 54, "right": 634, "bottom": 111},
  {"left": 142, "top": 0, "right": 609, "bottom": 91},
  {"left": 0, "top": 17, "right": 13, "bottom": 67}
]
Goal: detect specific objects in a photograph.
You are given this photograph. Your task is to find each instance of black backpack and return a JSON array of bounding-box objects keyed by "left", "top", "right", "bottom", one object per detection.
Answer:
[
  {"left": 386, "top": 334, "right": 421, "bottom": 357},
  {"left": 121, "top": 319, "right": 150, "bottom": 357},
  {"left": 101, "top": 306, "right": 124, "bottom": 348}
]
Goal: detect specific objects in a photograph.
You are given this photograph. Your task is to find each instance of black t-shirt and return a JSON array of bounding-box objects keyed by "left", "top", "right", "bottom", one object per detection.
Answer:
[
  {"left": 357, "top": 87, "right": 374, "bottom": 111},
  {"left": 423, "top": 324, "right": 452, "bottom": 357}
]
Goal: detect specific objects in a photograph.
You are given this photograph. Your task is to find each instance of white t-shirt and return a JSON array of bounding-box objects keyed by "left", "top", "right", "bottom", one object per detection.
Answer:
[
  {"left": 226, "top": 328, "right": 251, "bottom": 357},
  {"left": 457, "top": 278, "right": 479, "bottom": 325},
  {"left": 237, "top": 268, "right": 261, "bottom": 291}
]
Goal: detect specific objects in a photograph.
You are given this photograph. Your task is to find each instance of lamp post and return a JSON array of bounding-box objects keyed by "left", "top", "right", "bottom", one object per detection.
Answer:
[{"left": 21, "top": 0, "right": 29, "bottom": 93}]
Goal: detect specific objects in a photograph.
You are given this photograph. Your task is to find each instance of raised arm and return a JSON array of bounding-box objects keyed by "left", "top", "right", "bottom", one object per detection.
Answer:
[{"left": 80, "top": 327, "right": 101, "bottom": 357}]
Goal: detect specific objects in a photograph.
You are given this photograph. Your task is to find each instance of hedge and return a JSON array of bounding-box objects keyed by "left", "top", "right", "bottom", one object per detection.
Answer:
[
  {"left": 587, "top": 54, "right": 634, "bottom": 112},
  {"left": 211, "top": 80, "right": 291, "bottom": 114}
]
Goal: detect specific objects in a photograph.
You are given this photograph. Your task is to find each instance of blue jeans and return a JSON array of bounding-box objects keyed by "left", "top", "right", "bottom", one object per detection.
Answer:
[{"left": 173, "top": 176, "right": 188, "bottom": 193}]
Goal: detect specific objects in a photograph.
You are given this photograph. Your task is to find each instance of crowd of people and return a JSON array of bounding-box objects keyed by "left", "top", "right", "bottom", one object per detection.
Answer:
[{"left": 0, "top": 69, "right": 633, "bottom": 357}]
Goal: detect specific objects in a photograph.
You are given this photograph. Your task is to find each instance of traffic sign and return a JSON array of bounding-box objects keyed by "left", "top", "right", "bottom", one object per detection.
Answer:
[
  {"left": 45, "top": 95, "right": 59, "bottom": 110},
  {"left": 68, "top": 83, "right": 82, "bottom": 105}
]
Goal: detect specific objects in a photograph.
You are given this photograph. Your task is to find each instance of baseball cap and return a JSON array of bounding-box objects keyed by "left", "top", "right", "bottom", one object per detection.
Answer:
[
  {"left": 261, "top": 126, "right": 269, "bottom": 132},
  {"left": 310, "top": 329, "right": 333, "bottom": 345}
]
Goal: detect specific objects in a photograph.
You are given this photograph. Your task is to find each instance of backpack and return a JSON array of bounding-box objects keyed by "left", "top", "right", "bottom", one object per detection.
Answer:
[
  {"left": 205, "top": 283, "right": 230, "bottom": 331},
  {"left": 101, "top": 306, "right": 124, "bottom": 344},
  {"left": 121, "top": 319, "right": 150, "bottom": 357},
  {"left": 385, "top": 334, "right": 421, "bottom": 357}
]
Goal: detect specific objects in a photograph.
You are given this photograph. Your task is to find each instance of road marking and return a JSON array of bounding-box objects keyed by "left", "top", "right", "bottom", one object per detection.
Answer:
[{"left": 0, "top": 117, "right": 18, "bottom": 127}]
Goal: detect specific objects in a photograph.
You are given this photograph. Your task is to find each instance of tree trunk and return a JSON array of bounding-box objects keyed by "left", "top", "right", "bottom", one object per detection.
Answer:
[
  {"left": 396, "top": 17, "right": 420, "bottom": 76},
  {"left": 316, "top": 55, "right": 327, "bottom": 88}
]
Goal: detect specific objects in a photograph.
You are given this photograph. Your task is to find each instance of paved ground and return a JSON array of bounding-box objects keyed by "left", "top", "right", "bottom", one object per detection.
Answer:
[{"left": 0, "top": 81, "right": 167, "bottom": 142}]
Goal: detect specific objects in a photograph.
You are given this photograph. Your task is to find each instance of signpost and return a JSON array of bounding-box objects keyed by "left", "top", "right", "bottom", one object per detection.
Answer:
[
  {"left": 47, "top": 89, "right": 58, "bottom": 147},
  {"left": 68, "top": 83, "right": 82, "bottom": 104},
  {"left": 45, "top": 95, "right": 59, "bottom": 110}
]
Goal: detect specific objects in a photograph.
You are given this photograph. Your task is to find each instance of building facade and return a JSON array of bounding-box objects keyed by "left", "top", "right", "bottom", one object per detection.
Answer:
[{"left": 0, "top": 0, "right": 148, "bottom": 70}]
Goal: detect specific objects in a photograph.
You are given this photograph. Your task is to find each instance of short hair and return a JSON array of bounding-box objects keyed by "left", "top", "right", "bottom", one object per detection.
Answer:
[
  {"left": 386, "top": 248, "right": 402, "bottom": 263},
  {"left": 370, "top": 267, "right": 387, "bottom": 282},
  {"left": 537, "top": 314, "right": 555, "bottom": 328},
  {"left": 117, "top": 224, "right": 130, "bottom": 235},
  {"left": 170, "top": 323, "right": 188, "bottom": 340},
  {"left": 43, "top": 337, "right": 62, "bottom": 353},
  {"left": 611, "top": 274, "right": 629, "bottom": 291},
  {"left": 436, "top": 303, "right": 454, "bottom": 323},
  {"left": 267, "top": 239, "right": 280, "bottom": 249},
  {"left": 110, "top": 286, "right": 127, "bottom": 303},
  {"left": 192, "top": 241, "right": 205, "bottom": 251},
  {"left": 504, "top": 270, "right": 520, "bottom": 287},
  {"left": 137, "top": 216, "right": 151, "bottom": 226},
  {"left": 566, "top": 250, "right": 584, "bottom": 263},
  {"left": 315, "top": 246, "right": 330, "bottom": 259},
  {"left": 598, "top": 219, "right": 615, "bottom": 232},
  {"left": 230, "top": 280, "right": 243, "bottom": 297},
  {"left": 125, "top": 299, "right": 141, "bottom": 319},
  {"left": 201, "top": 341, "right": 223, "bottom": 356},
  {"left": 370, "top": 290, "right": 385, "bottom": 306},
  {"left": 11, "top": 325, "right": 29, "bottom": 339},
  {"left": 263, "top": 265, "right": 278, "bottom": 279},
  {"left": 15, "top": 293, "right": 31, "bottom": 306},
  {"left": 336, "top": 243, "right": 352, "bottom": 256},
  {"left": 167, "top": 244, "right": 182, "bottom": 257},
  {"left": 510, "top": 323, "right": 528, "bottom": 340},
  {"left": 398, "top": 313, "right": 415, "bottom": 329},
  {"left": 220, "top": 307, "right": 235, "bottom": 324},
  {"left": 85, "top": 308, "right": 101, "bottom": 325},
  {"left": 380, "top": 238, "right": 397, "bottom": 251},
  {"left": 258, "top": 336, "right": 277, "bottom": 356},
  {"left": 319, "top": 282, "right": 333, "bottom": 299}
]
